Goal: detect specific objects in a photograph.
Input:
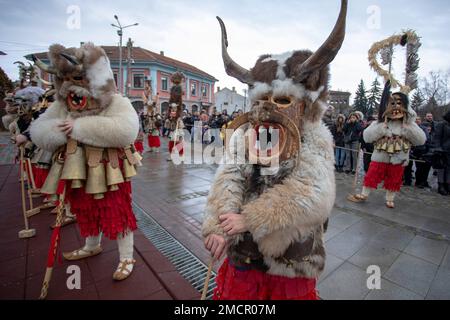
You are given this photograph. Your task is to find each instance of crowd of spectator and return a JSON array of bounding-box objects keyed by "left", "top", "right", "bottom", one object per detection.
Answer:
[{"left": 325, "top": 107, "right": 450, "bottom": 197}]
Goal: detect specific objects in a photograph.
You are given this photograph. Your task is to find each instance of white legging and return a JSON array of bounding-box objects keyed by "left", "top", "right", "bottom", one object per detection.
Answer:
[
  {"left": 362, "top": 187, "right": 396, "bottom": 202},
  {"left": 83, "top": 231, "right": 134, "bottom": 260}
]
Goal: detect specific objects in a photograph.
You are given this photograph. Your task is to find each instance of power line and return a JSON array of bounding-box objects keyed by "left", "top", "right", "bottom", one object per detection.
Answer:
[{"left": 0, "top": 40, "right": 47, "bottom": 48}]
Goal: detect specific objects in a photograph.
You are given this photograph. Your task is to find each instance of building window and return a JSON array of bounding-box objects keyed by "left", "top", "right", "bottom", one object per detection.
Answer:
[
  {"left": 191, "top": 82, "right": 197, "bottom": 96},
  {"left": 133, "top": 74, "right": 145, "bottom": 89},
  {"left": 161, "top": 77, "right": 168, "bottom": 91},
  {"left": 202, "top": 84, "right": 208, "bottom": 97}
]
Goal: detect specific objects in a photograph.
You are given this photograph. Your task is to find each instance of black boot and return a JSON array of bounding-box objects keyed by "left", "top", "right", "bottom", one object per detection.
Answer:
[{"left": 438, "top": 183, "right": 449, "bottom": 196}]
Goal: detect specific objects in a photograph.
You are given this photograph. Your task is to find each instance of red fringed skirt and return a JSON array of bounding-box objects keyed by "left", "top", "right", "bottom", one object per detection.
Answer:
[
  {"left": 134, "top": 141, "right": 144, "bottom": 154},
  {"left": 148, "top": 135, "right": 161, "bottom": 148},
  {"left": 65, "top": 181, "right": 137, "bottom": 240},
  {"left": 213, "top": 258, "right": 318, "bottom": 300},
  {"left": 31, "top": 165, "right": 49, "bottom": 189},
  {"left": 363, "top": 161, "right": 405, "bottom": 192}
]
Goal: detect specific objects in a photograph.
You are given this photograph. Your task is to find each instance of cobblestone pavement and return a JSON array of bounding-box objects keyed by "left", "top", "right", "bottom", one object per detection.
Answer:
[
  {"left": 132, "top": 137, "right": 449, "bottom": 300},
  {"left": 2, "top": 132, "right": 449, "bottom": 300}
]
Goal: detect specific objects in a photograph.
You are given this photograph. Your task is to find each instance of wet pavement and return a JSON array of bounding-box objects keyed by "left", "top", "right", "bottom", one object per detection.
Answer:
[{"left": 1, "top": 131, "right": 449, "bottom": 300}]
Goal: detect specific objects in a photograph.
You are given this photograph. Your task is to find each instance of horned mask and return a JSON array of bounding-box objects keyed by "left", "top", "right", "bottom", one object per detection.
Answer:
[
  {"left": 31, "top": 43, "right": 116, "bottom": 118},
  {"left": 220, "top": 0, "right": 347, "bottom": 165}
]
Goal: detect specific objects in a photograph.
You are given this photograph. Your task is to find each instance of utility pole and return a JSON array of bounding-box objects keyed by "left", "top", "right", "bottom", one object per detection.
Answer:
[
  {"left": 243, "top": 88, "right": 247, "bottom": 112},
  {"left": 126, "top": 37, "right": 133, "bottom": 97},
  {"left": 111, "top": 15, "right": 138, "bottom": 95}
]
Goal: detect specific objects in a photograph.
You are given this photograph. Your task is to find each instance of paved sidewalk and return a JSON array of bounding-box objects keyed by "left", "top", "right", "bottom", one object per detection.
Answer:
[{"left": 0, "top": 164, "right": 200, "bottom": 300}]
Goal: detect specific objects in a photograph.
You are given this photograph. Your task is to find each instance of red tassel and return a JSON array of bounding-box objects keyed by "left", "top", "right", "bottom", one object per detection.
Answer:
[{"left": 47, "top": 226, "right": 61, "bottom": 268}]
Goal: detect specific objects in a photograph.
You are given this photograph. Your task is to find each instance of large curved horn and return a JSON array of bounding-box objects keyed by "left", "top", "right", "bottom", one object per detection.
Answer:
[
  {"left": 14, "top": 61, "right": 25, "bottom": 66},
  {"left": 217, "top": 16, "right": 254, "bottom": 85},
  {"left": 31, "top": 54, "right": 57, "bottom": 75},
  {"left": 296, "top": 0, "right": 348, "bottom": 82},
  {"left": 60, "top": 52, "right": 80, "bottom": 65}
]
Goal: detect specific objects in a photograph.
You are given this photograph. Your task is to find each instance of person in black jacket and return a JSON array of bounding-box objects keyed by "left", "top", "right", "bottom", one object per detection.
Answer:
[
  {"left": 343, "top": 113, "right": 363, "bottom": 174},
  {"left": 403, "top": 117, "right": 431, "bottom": 187},
  {"left": 331, "top": 114, "right": 346, "bottom": 172},
  {"left": 432, "top": 110, "right": 450, "bottom": 195}
]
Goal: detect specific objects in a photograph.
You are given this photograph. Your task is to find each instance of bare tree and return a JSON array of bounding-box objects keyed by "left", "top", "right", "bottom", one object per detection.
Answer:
[
  {"left": 421, "top": 71, "right": 449, "bottom": 105},
  {"left": 419, "top": 70, "right": 450, "bottom": 119}
]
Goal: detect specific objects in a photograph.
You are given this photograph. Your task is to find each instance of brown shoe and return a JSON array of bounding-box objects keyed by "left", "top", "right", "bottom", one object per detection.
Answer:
[
  {"left": 347, "top": 194, "right": 368, "bottom": 203},
  {"left": 63, "top": 246, "right": 102, "bottom": 261},
  {"left": 113, "top": 259, "right": 136, "bottom": 281},
  {"left": 386, "top": 201, "right": 395, "bottom": 209}
]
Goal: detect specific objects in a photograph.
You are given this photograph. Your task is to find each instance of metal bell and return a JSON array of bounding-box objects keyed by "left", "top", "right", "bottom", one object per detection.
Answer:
[
  {"left": 387, "top": 141, "right": 395, "bottom": 154},
  {"left": 40, "top": 154, "right": 64, "bottom": 195},
  {"left": 132, "top": 150, "right": 143, "bottom": 167},
  {"left": 85, "top": 163, "right": 107, "bottom": 198},
  {"left": 403, "top": 141, "right": 411, "bottom": 152},
  {"left": 60, "top": 146, "right": 86, "bottom": 189},
  {"left": 380, "top": 140, "right": 388, "bottom": 151},
  {"left": 106, "top": 162, "right": 124, "bottom": 191},
  {"left": 394, "top": 140, "right": 402, "bottom": 152},
  {"left": 71, "top": 180, "right": 83, "bottom": 188},
  {"left": 122, "top": 159, "right": 137, "bottom": 181}
]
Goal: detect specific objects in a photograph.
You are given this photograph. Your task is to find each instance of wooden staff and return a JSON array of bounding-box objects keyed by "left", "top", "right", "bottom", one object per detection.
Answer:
[
  {"left": 24, "top": 158, "right": 41, "bottom": 218},
  {"left": 39, "top": 185, "right": 66, "bottom": 299},
  {"left": 25, "top": 157, "right": 37, "bottom": 191},
  {"left": 18, "top": 146, "right": 36, "bottom": 239},
  {"left": 347, "top": 143, "right": 363, "bottom": 201},
  {"left": 201, "top": 258, "right": 215, "bottom": 300}
]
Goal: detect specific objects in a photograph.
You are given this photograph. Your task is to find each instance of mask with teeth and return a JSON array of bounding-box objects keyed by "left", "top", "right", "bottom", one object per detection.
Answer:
[
  {"left": 218, "top": 0, "right": 347, "bottom": 165},
  {"left": 383, "top": 93, "right": 408, "bottom": 121},
  {"left": 31, "top": 43, "right": 116, "bottom": 118}
]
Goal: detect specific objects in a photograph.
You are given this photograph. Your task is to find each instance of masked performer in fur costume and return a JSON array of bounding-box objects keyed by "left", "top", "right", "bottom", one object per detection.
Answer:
[
  {"left": 349, "top": 85, "right": 425, "bottom": 208},
  {"left": 349, "top": 31, "right": 425, "bottom": 209},
  {"left": 202, "top": 0, "right": 347, "bottom": 300},
  {"left": 167, "top": 72, "right": 185, "bottom": 161},
  {"left": 30, "top": 43, "right": 140, "bottom": 280},
  {"left": 142, "top": 81, "right": 161, "bottom": 152},
  {"left": 2, "top": 93, "right": 18, "bottom": 137}
]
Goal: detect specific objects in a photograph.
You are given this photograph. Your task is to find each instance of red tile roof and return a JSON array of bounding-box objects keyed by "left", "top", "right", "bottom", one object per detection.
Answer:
[{"left": 33, "top": 46, "right": 217, "bottom": 81}]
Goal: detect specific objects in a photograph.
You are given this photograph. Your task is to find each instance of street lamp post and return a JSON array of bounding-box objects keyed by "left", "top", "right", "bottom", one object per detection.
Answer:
[
  {"left": 111, "top": 15, "right": 138, "bottom": 95},
  {"left": 243, "top": 88, "right": 247, "bottom": 112}
]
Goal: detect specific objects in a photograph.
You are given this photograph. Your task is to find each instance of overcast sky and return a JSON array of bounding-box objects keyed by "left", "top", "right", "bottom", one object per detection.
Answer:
[{"left": 1, "top": 0, "right": 449, "bottom": 100}]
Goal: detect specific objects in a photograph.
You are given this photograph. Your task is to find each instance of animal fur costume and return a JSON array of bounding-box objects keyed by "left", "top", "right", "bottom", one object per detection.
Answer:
[
  {"left": 2, "top": 93, "right": 18, "bottom": 136},
  {"left": 143, "top": 109, "right": 161, "bottom": 152},
  {"left": 351, "top": 88, "right": 426, "bottom": 208},
  {"left": 202, "top": 0, "right": 348, "bottom": 300},
  {"left": 167, "top": 72, "right": 185, "bottom": 160},
  {"left": 350, "top": 30, "right": 425, "bottom": 208},
  {"left": 30, "top": 43, "right": 140, "bottom": 280},
  {"left": 142, "top": 83, "right": 161, "bottom": 151}
]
